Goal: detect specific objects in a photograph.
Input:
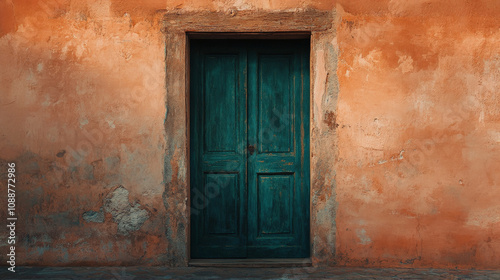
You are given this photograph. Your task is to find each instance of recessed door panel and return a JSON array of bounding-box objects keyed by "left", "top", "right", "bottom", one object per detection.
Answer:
[
  {"left": 257, "top": 174, "right": 294, "bottom": 236},
  {"left": 258, "top": 55, "right": 293, "bottom": 154},
  {"left": 204, "top": 173, "right": 239, "bottom": 235},
  {"left": 204, "top": 55, "right": 238, "bottom": 153}
]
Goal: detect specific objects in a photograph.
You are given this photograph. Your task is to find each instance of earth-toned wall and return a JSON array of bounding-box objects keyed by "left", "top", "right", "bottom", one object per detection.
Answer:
[
  {"left": 1, "top": 0, "right": 499, "bottom": 269},
  {"left": 335, "top": 1, "right": 500, "bottom": 269}
]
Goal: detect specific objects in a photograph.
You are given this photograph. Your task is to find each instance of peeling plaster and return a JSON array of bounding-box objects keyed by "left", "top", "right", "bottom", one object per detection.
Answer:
[
  {"left": 103, "top": 186, "right": 150, "bottom": 235},
  {"left": 1, "top": 0, "right": 500, "bottom": 270},
  {"left": 356, "top": 229, "right": 372, "bottom": 245}
]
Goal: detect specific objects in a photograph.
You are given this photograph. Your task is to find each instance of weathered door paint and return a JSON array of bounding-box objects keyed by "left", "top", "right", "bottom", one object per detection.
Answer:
[{"left": 190, "top": 40, "right": 310, "bottom": 259}]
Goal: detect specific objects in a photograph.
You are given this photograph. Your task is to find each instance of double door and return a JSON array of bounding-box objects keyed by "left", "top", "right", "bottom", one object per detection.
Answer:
[{"left": 190, "top": 39, "right": 310, "bottom": 258}]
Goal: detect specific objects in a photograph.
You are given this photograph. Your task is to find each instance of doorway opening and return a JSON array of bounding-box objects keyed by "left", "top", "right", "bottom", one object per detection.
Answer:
[{"left": 189, "top": 39, "right": 310, "bottom": 261}]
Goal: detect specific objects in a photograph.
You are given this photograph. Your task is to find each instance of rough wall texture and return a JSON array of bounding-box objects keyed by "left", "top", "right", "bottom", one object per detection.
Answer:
[
  {"left": 0, "top": 0, "right": 499, "bottom": 269},
  {"left": 0, "top": 0, "right": 333, "bottom": 267},
  {"left": 0, "top": 0, "right": 169, "bottom": 265},
  {"left": 335, "top": 0, "right": 500, "bottom": 269}
]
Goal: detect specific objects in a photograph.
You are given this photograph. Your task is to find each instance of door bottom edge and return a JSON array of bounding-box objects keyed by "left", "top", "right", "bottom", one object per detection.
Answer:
[{"left": 189, "top": 258, "right": 312, "bottom": 267}]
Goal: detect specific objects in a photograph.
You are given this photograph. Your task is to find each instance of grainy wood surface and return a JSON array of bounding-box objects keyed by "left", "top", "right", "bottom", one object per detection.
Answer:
[
  {"left": 190, "top": 40, "right": 310, "bottom": 259},
  {"left": 162, "top": 10, "right": 334, "bottom": 33}
]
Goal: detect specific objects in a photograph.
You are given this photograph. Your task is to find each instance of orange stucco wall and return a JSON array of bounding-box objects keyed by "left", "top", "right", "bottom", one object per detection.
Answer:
[
  {"left": 335, "top": 1, "right": 500, "bottom": 268},
  {"left": 1, "top": 0, "right": 499, "bottom": 269}
]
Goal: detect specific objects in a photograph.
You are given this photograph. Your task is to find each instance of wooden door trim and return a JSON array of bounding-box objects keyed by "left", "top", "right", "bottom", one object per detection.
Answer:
[
  {"left": 187, "top": 32, "right": 310, "bottom": 40},
  {"left": 162, "top": 10, "right": 333, "bottom": 33},
  {"left": 162, "top": 9, "right": 337, "bottom": 266}
]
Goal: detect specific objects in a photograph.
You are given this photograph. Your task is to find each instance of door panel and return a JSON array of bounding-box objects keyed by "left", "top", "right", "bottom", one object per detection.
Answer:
[
  {"left": 257, "top": 174, "right": 293, "bottom": 235},
  {"left": 257, "top": 54, "right": 293, "bottom": 154},
  {"left": 205, "top": 173, "right": 238, "bottom": 235},
  {"left": 190, "top": 42, "right": 248, "bottom": 259},
  {"left": 203, "top": 55, "right": 238, "bottom": 153},
  {"left": 190, "top": 40, "right": 309, "bottom": 259},
  {"left": 247, "top": 41, "right": 309, "bottom": 258}
]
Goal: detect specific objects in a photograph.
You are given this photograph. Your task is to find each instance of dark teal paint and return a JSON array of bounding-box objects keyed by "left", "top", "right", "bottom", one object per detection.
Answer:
[{"left": 190, "top": 40, "right": 310, "bottom": 259}]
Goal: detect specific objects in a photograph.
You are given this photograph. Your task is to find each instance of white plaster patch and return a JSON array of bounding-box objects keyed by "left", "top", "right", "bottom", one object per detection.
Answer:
[
  {"left": 75, "top": 43, "right": 86, "bottom": 58},
  {"left": 37, "top": 63, "right": 44, "bottom": 72},
  {"left": 61, "top": 44, "right": 69, "bottom": 60},
  {"left": 355, "top": 50, "right": 381, "bottom": 70},
  {"left": 232, "top": 0, "right": 254, "bottom": 10},
  {"left": 397, "top": 53, "right": 414, "bottom": 73},
  {"left": 46, "top": 127, "right": 59, "bottom": 143},
  {"left": 79, "top": 118, "right": 89, "bottom": 128},
  {"left": 313, "top": 49, "right": 326, "bottom": 125},
  {"left": 26, "top": 69, "right": 36, "bottom": 83},
  {"left": 356, "top": 228, "right": 372, "bottom": 245},
  {"left": 103, "top": 186, "right": 150, "bottom": 235},
  {"left": 375, "top": 150, "right": 404, "bottom": 166},
  {"left": 397, "top": 149, "right": 404, "bottom": 160},
  {"left": 488, "top": 131, "right": 500, "bottom": 143},
  {"left": 414, "top": 93, "right": 433, "bottom": 116},
  {"left": 41, "top": 95, "right": 51, "bottom": 107},
  {"left": 467, "top": 206, "right": 500, "bottom": 227},
  {"left": 388, "top": 0, "right": 429, "bottom": 16},
  {"left": 476, "top": 56, "right": 500, "bottom": 111},
  {"left": 106, "top": 119, "right": 116, "bottom": 129},
  {"left": 461, "top": 35, "right": 486, "bottom": 54}
]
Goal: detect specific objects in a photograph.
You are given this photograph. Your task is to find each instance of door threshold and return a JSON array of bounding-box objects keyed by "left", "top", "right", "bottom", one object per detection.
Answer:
[{"left": 189, "top": 258, "right": 312, "bottom": 267}]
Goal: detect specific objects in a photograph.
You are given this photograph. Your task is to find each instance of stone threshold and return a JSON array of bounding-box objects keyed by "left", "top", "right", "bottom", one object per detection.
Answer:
[{"left": 189, "top": 258, "right": 312, "bottom": 268}]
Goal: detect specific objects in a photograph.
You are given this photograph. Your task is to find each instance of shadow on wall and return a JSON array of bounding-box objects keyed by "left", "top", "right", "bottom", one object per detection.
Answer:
[{"left": 0, "top": 1, "right": 170, "bottom": 266}]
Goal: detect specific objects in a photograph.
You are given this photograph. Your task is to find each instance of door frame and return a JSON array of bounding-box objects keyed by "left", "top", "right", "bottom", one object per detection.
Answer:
[{"left": 162, "top": 9, "right": 338, "bottom": 266}]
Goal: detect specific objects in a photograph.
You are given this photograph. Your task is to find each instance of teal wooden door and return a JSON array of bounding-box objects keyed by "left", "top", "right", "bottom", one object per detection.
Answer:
[{"left": 190, "top": 40, "right": 309, "bottom": 259}]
